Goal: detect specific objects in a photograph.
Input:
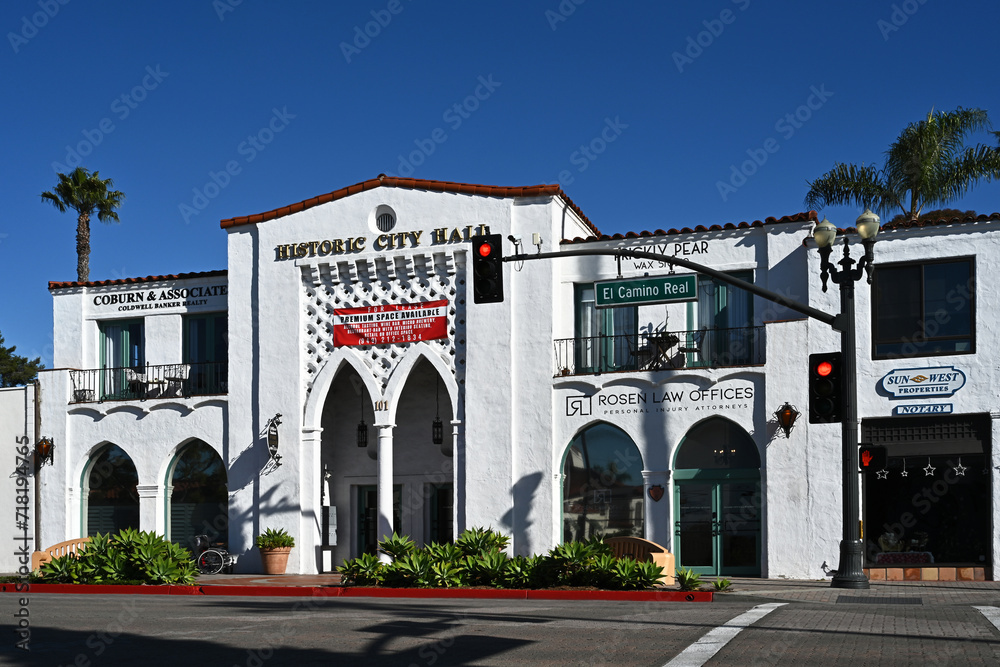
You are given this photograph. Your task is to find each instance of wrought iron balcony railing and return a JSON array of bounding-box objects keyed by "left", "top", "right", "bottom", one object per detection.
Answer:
[
  {"left": 69, "top": 362, "right": 227, "bottom": 404},
  {"left": 554, "top": 326, "right": 765, "bottom": 376}
]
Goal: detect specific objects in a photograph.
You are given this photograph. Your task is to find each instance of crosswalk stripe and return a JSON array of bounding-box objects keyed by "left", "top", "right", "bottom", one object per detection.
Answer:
[{"left": 663, "top": 602, "right": 787, "bottom": 667}]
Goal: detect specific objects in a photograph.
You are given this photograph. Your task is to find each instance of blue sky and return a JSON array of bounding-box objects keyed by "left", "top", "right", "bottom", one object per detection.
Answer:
[{"left": 3, "top": 0, "right": 1000, "bottom": 367}]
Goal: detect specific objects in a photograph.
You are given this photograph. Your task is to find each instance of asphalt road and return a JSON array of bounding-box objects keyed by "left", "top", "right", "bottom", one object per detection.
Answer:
[{"left": 3, "top": 592, "right": 1000, "bottom": 666}]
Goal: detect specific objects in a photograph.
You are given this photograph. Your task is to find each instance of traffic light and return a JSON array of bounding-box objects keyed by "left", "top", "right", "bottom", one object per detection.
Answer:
[
  {"left": 858, "top": 444, "right": 887, "bottom": 473},
  {"left": 808, "top": 352, "right": 842, "bottom": 423},
  {"left": 471, "top": 234, "right": 504, "bottom": 303}
]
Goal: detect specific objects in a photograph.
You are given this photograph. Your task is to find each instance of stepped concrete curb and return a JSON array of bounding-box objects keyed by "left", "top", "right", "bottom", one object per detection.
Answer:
[{"left": 0, "top": 582, "right": 712, "bottom": 602}]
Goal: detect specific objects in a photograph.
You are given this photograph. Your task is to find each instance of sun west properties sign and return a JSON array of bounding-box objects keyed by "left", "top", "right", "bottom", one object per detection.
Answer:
[{"left": 594, "top": 274, "right": 697, "bottom": 308}]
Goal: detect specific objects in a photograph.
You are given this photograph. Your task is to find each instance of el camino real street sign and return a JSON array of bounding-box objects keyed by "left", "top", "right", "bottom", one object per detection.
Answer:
[{"left": 595, "top": 274, "right": 697, "bottom": 308}]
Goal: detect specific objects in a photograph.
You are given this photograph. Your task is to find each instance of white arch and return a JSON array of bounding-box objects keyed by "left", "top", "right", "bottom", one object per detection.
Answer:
[
  {"left": 382, "top": 343, "right": 459, "bottom": 423},
  {"left": 303, "top": 348, "right": 384, "bottom": 430}
]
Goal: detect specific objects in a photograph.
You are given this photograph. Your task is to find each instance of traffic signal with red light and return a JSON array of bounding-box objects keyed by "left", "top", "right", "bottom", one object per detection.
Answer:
[
  {"left": 808, "top": 352, "right": 842, "bottom": 423},
  {"left": 858, "top": 444, "right": 887, "bottom": 473},
  {"left": 471, "top": 234, "right": 504, "bottom": 303}
]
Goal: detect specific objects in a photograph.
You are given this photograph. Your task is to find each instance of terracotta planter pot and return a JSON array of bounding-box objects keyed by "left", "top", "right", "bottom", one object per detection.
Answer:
[{"left": 259, "top": 547, "right": 292, "bottom": 575}]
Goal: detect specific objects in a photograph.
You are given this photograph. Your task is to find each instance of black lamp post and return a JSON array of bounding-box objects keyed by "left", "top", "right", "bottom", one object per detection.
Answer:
[{"left": 813, "top": 208, "right": 880, "bottom": 590}]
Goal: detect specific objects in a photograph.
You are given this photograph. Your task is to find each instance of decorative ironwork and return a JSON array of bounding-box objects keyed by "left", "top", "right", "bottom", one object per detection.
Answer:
[
  {"left": 553, "top": 326, "right": 765, "bottom": 376},
  {"left": 69, "top": 361, "right": 227, "bottom": 404}
]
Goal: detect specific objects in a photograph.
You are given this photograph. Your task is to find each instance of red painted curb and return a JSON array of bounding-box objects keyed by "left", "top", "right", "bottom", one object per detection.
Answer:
[{"left": 0, "top": 582, "right": 711, "bottom": 601}]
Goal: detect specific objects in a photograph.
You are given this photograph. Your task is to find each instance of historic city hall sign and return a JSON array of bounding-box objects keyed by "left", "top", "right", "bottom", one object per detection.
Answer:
[{"left": 274, "top": 224, "right": 491, "bottom": 260}]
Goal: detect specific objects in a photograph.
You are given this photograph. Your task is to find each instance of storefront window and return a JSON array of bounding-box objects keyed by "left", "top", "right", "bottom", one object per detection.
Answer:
[
  {"left": 85, "top": 444, "right": 139, "bottom": 536},
  {"left": 872, "top": 258, "right": 974, "bottom": 358},
  {"left": 863, "top": 415, "right": 990, "bottom": 567},
  {"left": 562, "top": 423, "right": 643, "bottom": 542}
]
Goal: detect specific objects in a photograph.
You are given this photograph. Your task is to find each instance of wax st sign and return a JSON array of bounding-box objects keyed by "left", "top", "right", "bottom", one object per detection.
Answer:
[{"left": 594, "top": 274, "right": 697, "bottom": 307}]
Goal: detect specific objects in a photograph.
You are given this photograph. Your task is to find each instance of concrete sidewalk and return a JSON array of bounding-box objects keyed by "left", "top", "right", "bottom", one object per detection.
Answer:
[
  {"left": 193, "top": 572, "right": 1000, "bottom": 605},
  {"left": 720, "top": 576, "right": 1000, "bottom": 606}
]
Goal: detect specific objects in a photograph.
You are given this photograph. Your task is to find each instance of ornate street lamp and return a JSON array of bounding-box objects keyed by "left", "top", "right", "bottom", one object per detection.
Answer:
[{"left": 812, "top": 208, "right": 880, "bottom": 590}]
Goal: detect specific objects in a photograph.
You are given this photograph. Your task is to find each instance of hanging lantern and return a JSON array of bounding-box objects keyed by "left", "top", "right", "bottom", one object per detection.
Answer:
[
  {"left": 774, "top": 402, "right": 800, "bottom": 438},
  {"left": 357, "top": 392, "right": 368, "bottom": 447},
  {"left": 36, "top": 437, "right": 54, "bottom": 467},
  {"left": 432, "top": 377, "right": 444, "bottom": 445}
]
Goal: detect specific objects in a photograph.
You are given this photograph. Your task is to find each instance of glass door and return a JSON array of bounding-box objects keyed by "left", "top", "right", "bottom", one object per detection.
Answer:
[
  {"left": 99, "top": 319, "right": 144, "bottom": 399},
  {"left": 674, "top": 479, "right": 761, "bottom": 576},
  {"left": 357, "top": 485, "right": 400, "bottom": 557}
]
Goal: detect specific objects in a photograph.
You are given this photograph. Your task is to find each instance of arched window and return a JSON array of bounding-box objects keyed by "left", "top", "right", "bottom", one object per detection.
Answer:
[
  {"left": 562, "top": 423, "right": 644, "bottom": 542},
  {"left": 169, "top": 441, "right": 228, "bottom": 552},
  {"left": 85, "top": 444, "right": 139, "bottom": 536},
  {"left": 675, "top": 417, "right": 760, "bottom": 470}
]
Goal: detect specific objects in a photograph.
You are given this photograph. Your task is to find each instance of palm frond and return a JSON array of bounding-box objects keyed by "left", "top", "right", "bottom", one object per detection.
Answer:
[{"left": 805, "top": 162, "right": 888, "bottom": 213}]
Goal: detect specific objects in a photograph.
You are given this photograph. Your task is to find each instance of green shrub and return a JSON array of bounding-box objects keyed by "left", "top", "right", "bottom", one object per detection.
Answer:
[
  {"left": 256, "top": 528, "right": 294, "bottom": 549},
  {"left": 503, "top": 555, "right": 542, "bottom": 589},
  {"left": 377, "top": 532, "right": 415, "bottom": 560},
  {"left": 39, "top": 529, "right": 197, "bottom": 585},
  {"left": 464, "top": 551, "right": 509, "bottom": 587},
  {"left": 456, "top": 527, "right": 509, "bottom": 558},
  {"left": 676, "top": 567, "right": 702, "bottom": 592},
  {"left": 384, "top": 552, "right": 433, "bottom": 587},
  {"left": 337, "top": 553, "right": 384, "bottom": 586},
  {"left": 712, "top": 577, "right": 732, "bottom": 592}
]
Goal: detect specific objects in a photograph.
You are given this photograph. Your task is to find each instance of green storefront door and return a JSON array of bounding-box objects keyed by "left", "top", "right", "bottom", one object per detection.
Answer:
[{"left": 674, "top": 474, "right": 761, "bottom": 576}]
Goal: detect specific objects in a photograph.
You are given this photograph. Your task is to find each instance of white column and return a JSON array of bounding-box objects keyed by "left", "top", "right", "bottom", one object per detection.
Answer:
[
  {"left": 376, "top": 423, "right": 395, "bottom": 563},
  {"left": 136, "top": 484, "right": 167, "bottom": 535},
  {"left": 450, "top": 420, "right": 462, "bottom": 535},
  {"left": 641, "top": 470, "right": 671, "bottom": 549},
  {"left": 299, "top": 426, "right": 323, "bottom": 574}
]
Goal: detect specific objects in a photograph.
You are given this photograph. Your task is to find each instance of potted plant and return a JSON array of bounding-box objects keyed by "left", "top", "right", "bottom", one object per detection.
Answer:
[{"left": 257, "top": 528, "right": 295, "bottom": 575}]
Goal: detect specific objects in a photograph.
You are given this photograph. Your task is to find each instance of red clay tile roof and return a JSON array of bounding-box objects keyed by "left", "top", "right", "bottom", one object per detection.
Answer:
[
  {"left": 811, "top": 211, "right": 1000, "bottom": 239},
  {"left": 49, "top": 269, "right": 227, "bottom": 291},
  {"left": 879, "top": 211, "right": 1000, "bottom": 231},
  {"left": 218, "top": 175, "right": 601, "bottom": 237},
  {"left": 562, "top": 211, "right": 819, "bottom": 244}
]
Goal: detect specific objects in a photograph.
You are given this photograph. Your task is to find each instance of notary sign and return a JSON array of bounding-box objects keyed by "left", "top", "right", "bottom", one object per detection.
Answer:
[
  {"left": 594, "top": 274, "right": 697, "bottom": 308},
  {"left": 333, "top": 300, "right": 448, "bottom": 347},
  {"left": 880, "top": 366, "right": 966, "bottom": 399}
]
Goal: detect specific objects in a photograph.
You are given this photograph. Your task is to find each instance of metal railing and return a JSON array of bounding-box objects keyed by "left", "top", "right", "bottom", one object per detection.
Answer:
[
  {"left": 69, "top": 362, "right": 227, "bottom": 403},
  {"left": 554, "top": 326, "right": 765, "bottom": 376}
]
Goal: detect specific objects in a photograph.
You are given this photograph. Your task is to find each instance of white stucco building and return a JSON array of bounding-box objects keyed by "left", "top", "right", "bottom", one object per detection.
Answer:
[{"left": 21, "top": 175, "right": 1000, "bottom": 581}]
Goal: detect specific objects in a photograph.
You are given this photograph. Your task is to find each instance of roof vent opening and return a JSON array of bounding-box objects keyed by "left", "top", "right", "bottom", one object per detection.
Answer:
[{"left": 373, "top": 205, "right": 397, "bottom": 233}]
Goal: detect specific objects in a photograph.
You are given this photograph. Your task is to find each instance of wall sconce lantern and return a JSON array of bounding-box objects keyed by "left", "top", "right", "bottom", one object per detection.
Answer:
[
  {"left": 432, "top": 377, "right": 444, "bottom": 445},
  {"left": 775, "top": 402, "right": 800, "bottom": 438},
  {"left": 36, "top": 437, "right": 54, "bottom": 467},
  {"left": 357, "top": 393, "right": 368, "bottom": 448}
]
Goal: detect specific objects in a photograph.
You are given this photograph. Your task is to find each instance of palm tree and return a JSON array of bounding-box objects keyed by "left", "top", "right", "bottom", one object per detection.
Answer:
[
  {"left": 805, "top": 107, "right": 1000, "bottom": 223},
  {"left": 41, "top": 167, "right": 125, "bottom": 283}
]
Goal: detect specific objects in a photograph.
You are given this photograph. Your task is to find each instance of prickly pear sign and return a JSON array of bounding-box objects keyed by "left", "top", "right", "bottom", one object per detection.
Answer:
[{"left": 880, "top": 366, "right": 966, "bottom": 399}]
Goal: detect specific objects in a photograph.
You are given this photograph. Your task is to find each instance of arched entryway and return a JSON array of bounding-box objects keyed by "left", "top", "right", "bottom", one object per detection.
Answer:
[
  {"left": 561, "top": 422, "right": 644, "bottom": 542},
  {"left": 167, "top": 440, "right": 228, "bottom": 553},
  {"left": 83, "top": 443, "right": 139, "bottom": 536},
  {"left": 673, "top": 417, "right": 761, "bottom": 576}
]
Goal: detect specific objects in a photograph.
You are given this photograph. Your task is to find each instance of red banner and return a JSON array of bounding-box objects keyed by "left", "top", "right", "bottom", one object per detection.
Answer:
[{"left": 333, "top": 300, "right": 449, "bottom": 347}]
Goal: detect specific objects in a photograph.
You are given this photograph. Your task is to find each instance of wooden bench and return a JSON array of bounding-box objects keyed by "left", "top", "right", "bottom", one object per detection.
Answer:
[
  {"left": 604, "top": 536, "right": 675, "bottom": 586},
  {"left": 31, "top": 537, "right": 91, "bottom": 571}
]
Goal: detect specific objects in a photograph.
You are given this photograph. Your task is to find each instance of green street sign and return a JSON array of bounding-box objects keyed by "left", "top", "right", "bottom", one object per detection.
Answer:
[{"left": 594, "top": 274, "right": 697, "bottom": 307}]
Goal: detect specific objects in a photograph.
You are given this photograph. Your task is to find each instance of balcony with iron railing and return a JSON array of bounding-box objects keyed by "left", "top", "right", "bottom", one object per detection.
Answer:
[
  {"left": 69, "top": 362, "right": 227, "bottom": 404},
  {"left": 554, "top": 326, "right": 765, "bottom": 376}
]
